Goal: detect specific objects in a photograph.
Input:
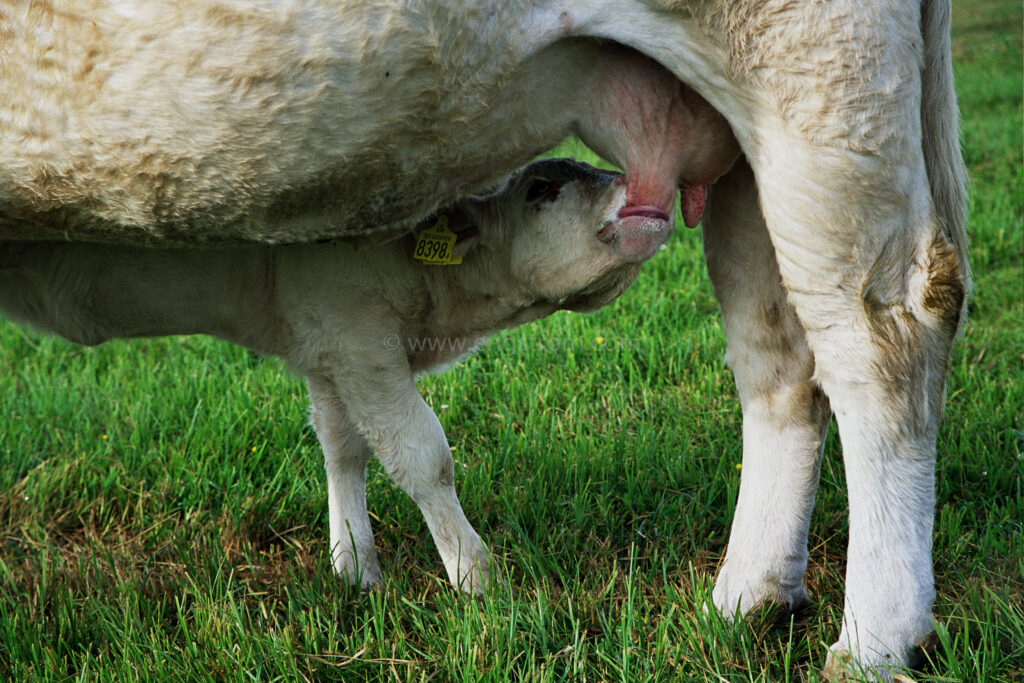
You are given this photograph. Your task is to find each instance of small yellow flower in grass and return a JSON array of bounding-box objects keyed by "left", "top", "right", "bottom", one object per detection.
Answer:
[
  {"left": 251, "top": 446, "right": 258, "bottom": 453},
  {"left": 102, "top": 434, "right": 108, "bottom": 440},
  {"left": 595, "top": 336, "right": 605, "bottom": 344},
  {"left": 735, "top": 463, "right": 742, "bottom": 471}
]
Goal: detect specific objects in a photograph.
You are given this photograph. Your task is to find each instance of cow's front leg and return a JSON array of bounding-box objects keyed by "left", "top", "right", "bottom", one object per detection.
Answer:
[
  {"left": 703, "top": 160, "right": 832, "bottom": 619},
  {"left": 330, "top": 355, "right": 490, "bottom": 594},
  {"left": 306, "top": 375, "right": 382, "bottom": 588}
]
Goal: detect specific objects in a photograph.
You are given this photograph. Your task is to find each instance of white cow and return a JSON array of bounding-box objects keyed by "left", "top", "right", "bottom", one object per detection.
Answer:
[
  {"left": 0, "top": 1, "right": 968, "bottom": 678},
  {"left": 0, "top": 158, "right": 659, "bottom": 594}
]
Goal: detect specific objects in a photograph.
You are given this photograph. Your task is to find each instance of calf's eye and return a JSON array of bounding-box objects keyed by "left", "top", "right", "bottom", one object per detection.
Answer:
[{"left": 525, "top": 179, "right": 560, "bottom": 203}]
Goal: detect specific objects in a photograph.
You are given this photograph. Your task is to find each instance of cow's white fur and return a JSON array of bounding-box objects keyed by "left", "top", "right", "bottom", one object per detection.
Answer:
[
  {"left": 0, "top": 159, "right": 648, "bottom": 593},
  {"left": 0, "top": 1, "right": 969, "bottom": 678},
  {"left": 693, "top": 3, "right": 969, "bottom": 677},
  {"left": 0, "top": 1, "right": 736, "bottom": 244},
  {"left": 703, "top": 160, "right": 831, "bottom": 621}
]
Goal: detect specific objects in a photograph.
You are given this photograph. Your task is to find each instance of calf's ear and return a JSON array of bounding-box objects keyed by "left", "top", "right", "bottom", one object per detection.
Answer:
[
  {"left": 443, "top": 203, "right": 491, "bottom": 258},
  {"left": 446, "top": 208, "right": 481, "bottom": 244}
]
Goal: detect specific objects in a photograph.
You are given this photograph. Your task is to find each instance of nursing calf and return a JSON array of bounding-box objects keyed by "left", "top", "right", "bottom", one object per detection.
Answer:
[
  {"left": 0, "top": 158, "right": 652, "bottom": 591},
  {"left": 1, "top": 1, "right": 970, "bottom": 675}
]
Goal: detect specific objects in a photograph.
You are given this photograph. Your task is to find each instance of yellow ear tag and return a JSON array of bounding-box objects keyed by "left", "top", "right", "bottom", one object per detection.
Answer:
[{"left": 413, "top": 215, "right": 462, "bottom": 265}]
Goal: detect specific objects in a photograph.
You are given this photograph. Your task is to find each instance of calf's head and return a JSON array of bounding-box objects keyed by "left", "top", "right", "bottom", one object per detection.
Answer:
[{"left": 441, "top": 158, "right": 656, "bottom": 313}]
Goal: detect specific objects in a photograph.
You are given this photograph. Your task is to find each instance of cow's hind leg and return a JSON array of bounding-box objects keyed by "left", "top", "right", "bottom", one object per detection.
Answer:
[
  {"left": 750, "top": 127, "right": 966, "bottom": 677},
  {"left": 703, "top": 160, "right": 831, "bottom": 619},
  {"left": 307, "top": 376, "right": 382, "bottom": 587}
]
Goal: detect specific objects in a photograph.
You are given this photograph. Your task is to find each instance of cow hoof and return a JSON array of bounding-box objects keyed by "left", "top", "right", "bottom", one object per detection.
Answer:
[
  {"left": 821, "top": 648, "right": 898, "bottom": 682},
  {"left": 712, "top": 571, "right": 810, "bottom": 621},
  {"left": 822, "top": 630, "right": 936, "bottom": 683},
  {"left": 746, "top": 594, "right": 809, "bottom": 627},
  {"left": 822, "top": 649, "right": 860, "bottom": 681}
]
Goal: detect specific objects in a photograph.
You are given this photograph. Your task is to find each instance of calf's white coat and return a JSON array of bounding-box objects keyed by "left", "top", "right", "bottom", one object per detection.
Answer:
[{"left": 0, "top": 159, "right": 647, "bottom": 592}]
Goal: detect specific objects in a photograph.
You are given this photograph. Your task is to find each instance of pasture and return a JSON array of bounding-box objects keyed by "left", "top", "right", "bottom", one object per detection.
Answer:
[{"left": 1, "top": 1, "right": 1020, "bottom": 680}]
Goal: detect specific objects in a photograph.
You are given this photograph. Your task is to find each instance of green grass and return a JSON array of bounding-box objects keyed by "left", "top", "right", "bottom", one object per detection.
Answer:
[{"left": 2, "top": 4, "right": 1021, "bottom": 681}]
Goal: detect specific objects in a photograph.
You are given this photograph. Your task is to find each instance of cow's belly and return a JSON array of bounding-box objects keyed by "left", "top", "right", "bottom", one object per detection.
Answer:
[{"left": 0, "top": 0, "right": 560, "bottom": 244}]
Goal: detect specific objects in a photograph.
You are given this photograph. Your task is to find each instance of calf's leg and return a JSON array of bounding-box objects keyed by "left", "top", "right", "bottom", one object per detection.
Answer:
[
  {"left": 307, "top": 375, "right": 381, "bottom": 587},
  {"left": 702, "top": 160, "right": 831, "bottom": 618},
  {"left": 329, "top": 360, "right": 490, "bottom": 594}
]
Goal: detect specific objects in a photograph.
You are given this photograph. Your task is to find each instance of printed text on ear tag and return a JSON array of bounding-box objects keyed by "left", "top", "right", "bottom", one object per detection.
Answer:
[{"left": 413, "top": 215, "right": 462, "bottom": 265}]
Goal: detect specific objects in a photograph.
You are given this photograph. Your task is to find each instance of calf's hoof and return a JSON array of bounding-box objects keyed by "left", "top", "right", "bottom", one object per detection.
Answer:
[
  {"left": 442, "top": 545, "right": 493, "bottom": 596},
  {"left": 333, "top": 552, "right": 383, "bottom": 589}
]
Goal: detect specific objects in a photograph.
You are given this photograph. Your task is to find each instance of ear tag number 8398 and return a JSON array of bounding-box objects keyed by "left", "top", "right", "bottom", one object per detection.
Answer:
[{"left": 414, "top": 215, "right": 462, "bottom": 265}]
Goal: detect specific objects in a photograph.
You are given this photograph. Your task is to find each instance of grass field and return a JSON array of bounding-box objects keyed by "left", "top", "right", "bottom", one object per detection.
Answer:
[{"left": 1, "top": 3, "right": 1021, "bottom": 681}]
